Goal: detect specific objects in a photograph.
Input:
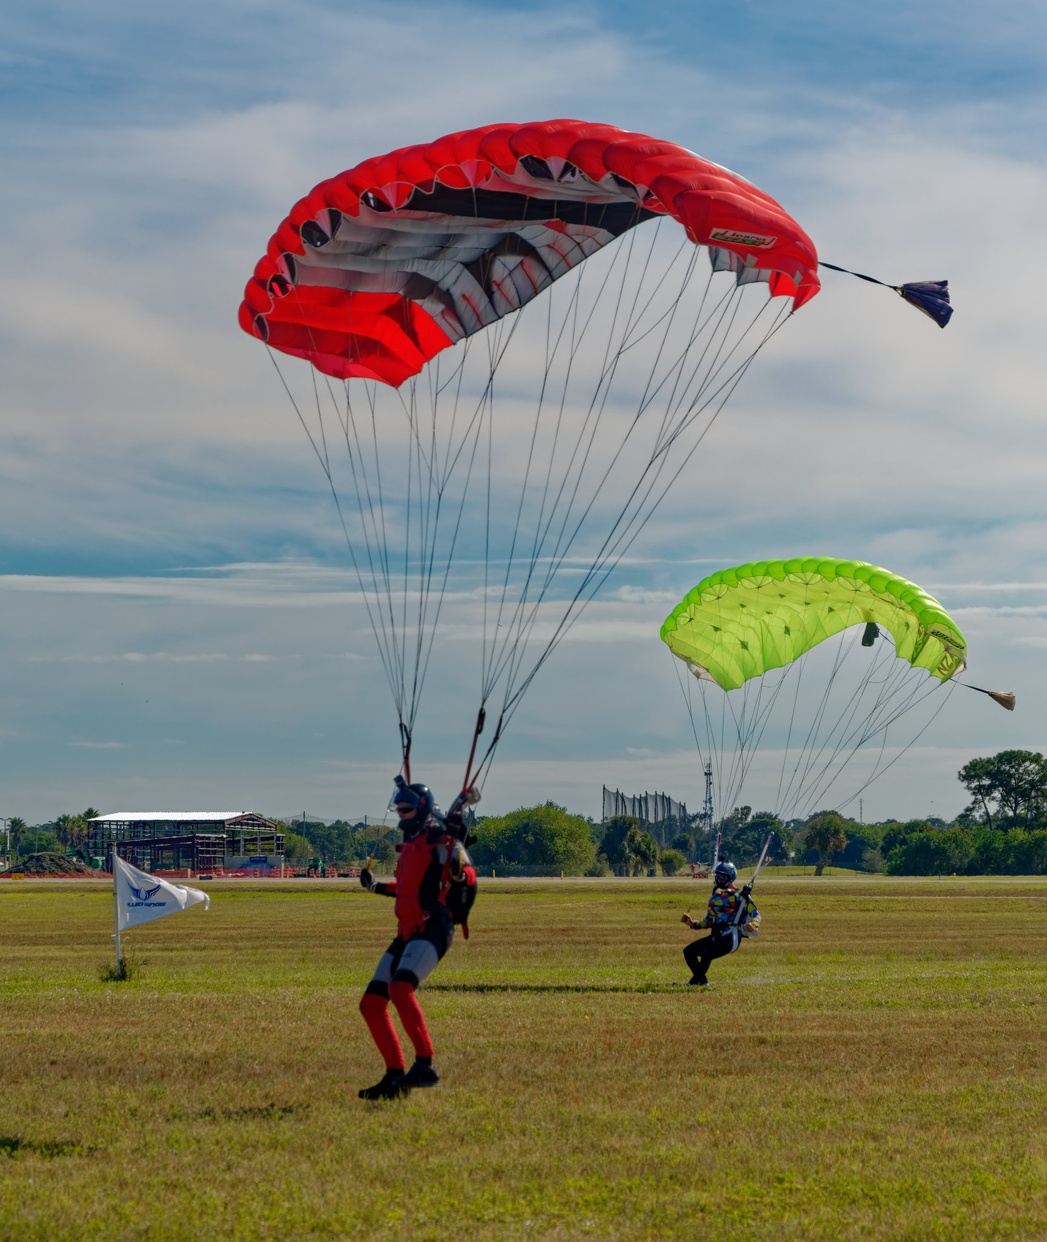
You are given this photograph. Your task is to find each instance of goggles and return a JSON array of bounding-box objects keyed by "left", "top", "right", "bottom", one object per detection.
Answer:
[{"left": 387, "top": 780, "right": 422, "bottom": 815}]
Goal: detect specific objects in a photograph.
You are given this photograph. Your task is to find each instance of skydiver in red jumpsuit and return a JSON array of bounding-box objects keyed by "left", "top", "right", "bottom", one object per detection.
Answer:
[{"left": 357, "top": 781, "right": 457, "bottom": 1100}]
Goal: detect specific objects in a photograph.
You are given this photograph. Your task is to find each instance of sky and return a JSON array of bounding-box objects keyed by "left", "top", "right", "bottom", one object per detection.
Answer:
[{"left": 1, "top": 0, "right": 1045, "bottom": 825}]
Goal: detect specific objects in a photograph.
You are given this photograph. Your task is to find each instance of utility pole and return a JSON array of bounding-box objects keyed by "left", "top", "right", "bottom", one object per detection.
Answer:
[{"left": 702, "top": 762, "right": 714, "bottom": 831}]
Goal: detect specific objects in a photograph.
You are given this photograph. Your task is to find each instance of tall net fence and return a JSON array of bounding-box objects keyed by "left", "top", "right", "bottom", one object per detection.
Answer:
[{"left": 601, "top": 787, "right": 689, "bottom": 847}]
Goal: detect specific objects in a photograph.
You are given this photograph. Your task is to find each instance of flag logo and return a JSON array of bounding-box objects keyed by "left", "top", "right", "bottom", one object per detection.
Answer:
[{"left": 129, "top": 883, "right": 162, "bottom": 902}]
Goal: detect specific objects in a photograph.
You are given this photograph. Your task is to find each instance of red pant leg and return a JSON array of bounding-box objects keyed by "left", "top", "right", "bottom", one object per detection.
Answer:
[{"left": 388, "top": 979, "right": 434, "bottom": 1059}]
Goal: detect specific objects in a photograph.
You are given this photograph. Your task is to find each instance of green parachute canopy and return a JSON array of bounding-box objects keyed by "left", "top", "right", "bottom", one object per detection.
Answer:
[{"left": 660, "top": 557, "right": 966, "bottom": 692}]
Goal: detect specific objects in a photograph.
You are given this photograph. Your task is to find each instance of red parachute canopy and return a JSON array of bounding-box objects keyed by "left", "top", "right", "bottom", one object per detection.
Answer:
[{"left": 239, "top": 119, "right": 819, "bottom": 385}]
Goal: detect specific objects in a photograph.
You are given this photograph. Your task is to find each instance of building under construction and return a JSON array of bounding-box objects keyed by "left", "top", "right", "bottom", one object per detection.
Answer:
[{"left": 86, "top": 812, "right": 284, "bottom": 872}]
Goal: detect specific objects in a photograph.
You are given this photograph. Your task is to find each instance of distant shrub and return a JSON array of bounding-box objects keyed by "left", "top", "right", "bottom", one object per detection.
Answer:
[{"left": 659, "top": 849, "right": 687, "bottom": 876}]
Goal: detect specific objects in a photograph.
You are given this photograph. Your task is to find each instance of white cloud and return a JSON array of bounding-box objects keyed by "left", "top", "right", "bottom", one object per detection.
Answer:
[{"left": 1, "top": 2, "right": 1045, "bottom": 820}]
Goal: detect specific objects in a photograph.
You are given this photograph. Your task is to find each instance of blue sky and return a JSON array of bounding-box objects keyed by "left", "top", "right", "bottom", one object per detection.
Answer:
[{"left": 1, "top": 0, "right": 1045, "bottom": 823}]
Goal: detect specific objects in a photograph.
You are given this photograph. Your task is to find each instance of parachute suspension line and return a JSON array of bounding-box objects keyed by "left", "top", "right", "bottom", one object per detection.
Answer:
[
  {"left": 644, "top": 275, "right": 750, "bottom": 451},
  {"left": 265, "top": 348, "right": 400, "bottom": 708},
  {"left": 494, "top": 293, "right": 791, "bottom": 737},
  {"left": 400, "top": 319, "right": 516, "bottom": 731},
  {"left": 780, "top": 624, "right": 874, "bottom": 813},
  {"left": 832, "top": 680, "right": 956, "bottom": 813},
  {"left": 780, "top": 603, "right": 858, "bottom": 807},
  {"left": 479, "top": 305, "right": 530, "bottom": 692},
  {"left": 476, "top": 218, "right": 656, "bottom": 708},
  {"left": 412, "top": 339, "right": 483, "bottom": 726},
  {"left": 478, "top": 263, "right": 562, "bottom": 703},
  {"left": 410, "top": 373, "right": 445, "bottom": 732},
  {"left": 711, "top": 660, "right": 789, "bottom": 819},
  {"left": 497, "top": 268, "right": 787, "bottom": 722},
  {"left": 796, "top": 643, "right": 932, "bottom": 818},
  {"left": 332, "top": 376, "right": 402, "bottom": 711},
  {"left": 279, "top": 281, "right": 419, "bottom": 726},
  {"left": 652, "top": 291, "right": 789, "bottom": 464},
  {"left": 701, "top": 667, "right": 748, "bottom": 824},
  {"left": 484, "top": 216, "right": 655, "bottom": 680},
  {"left": 278, "top": 224, "right": 798, "bottom": 781},
  {"left": 400, "top": 381, "right": 418, "bottom": 724},
  {"left": 416, "top": 313, "right": 523, "bottom": 723},
  {"left": 402, "top": 300, "right": 531, "bottom": 777},
  {"left": 672, "top": 653, "right": 787, "bottom": 826},
  {"left": 672, "top": 655, "right": 710, "bottom": 776},
  {"left": 479, "top": 308, "right": 530, "bottom": 703},
  {"left": 727, "top": 664, "right": 795, "bottom": 813},
  {"left": 775, "top": 614, "right": 811, "bottom": 813},
  {"left": 685, "top": 625, "right": 960, "bottom": 827},
  {"left": 774, "top": 631, "right": 947, "bottom": 820},
  {"left": 405, "top": 367, "right": 452, "bottom": 730},
  {"left": 481, "top": 324, "right": 496, "bottom": 715},
  {"left": 484, "top": 233, "right": 648, "bottom": 706},
  {"left": 804, "top": 658, "right": 946, "bottom": 817},
  {"left": 463, "top": 216, "right": 693, "bottom": 778},
  {"left": 789, "top": 662, "right": 874, "bottom": 814},
  {"left": 350, "top": 303, "right": 523, "bottom": 738},
  {"left": 546, "top": 295, "right": 787, "bottom": 606},
  {"left": 813, "top": 652, "right": 949, "bottom": 814}
]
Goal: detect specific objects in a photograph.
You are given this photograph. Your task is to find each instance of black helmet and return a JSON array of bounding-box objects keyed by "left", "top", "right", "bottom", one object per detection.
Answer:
[
  {"left": 390, "top": 781, "right": 436, "bottom": 836},
  {"left": 714, "top": 860, "right": 737, "bottom": 886}
]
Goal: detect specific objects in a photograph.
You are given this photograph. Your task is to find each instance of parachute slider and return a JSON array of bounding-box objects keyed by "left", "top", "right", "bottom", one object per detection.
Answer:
[
  {"left": 861, "top": 622, "right": 880, "bottom": 647},
  {"left": 819, "top": 262, "right": 953, "bottom": 328},
  {"left": 960, "top": 684, "right": 1016, "bottom": 711}
]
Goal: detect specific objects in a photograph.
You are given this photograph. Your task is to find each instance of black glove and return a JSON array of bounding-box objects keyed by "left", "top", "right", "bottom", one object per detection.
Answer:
[{"left": 360, "top": 868, "right": 374, "bottom": 890}]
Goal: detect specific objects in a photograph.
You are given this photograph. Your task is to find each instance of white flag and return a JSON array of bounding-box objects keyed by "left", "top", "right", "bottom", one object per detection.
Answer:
[{"left": 114, "top": 855, "right": 210, "bottom": 931}]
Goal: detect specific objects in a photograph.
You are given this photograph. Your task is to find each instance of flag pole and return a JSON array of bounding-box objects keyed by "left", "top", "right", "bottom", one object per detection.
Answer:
[{"left": 112, "top": 844, "right": 121, "bottom": 973}]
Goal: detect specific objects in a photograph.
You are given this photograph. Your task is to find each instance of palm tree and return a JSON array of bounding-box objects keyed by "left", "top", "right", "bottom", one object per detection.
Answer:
[
  {"left": 56, "top": 814, "right": 89, "bottom": 851},
  {"left": 8, "top": 817, "right": 26, "bottom": 859}
]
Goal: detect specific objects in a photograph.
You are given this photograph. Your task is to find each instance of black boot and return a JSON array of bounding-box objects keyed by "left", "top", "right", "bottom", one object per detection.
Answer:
[
  {"left": 394, "top": 1059, "right": 440, "bottom": 1089},
  {"left": 358, "top": 1068, "right": 409, "bottom": 1100}
]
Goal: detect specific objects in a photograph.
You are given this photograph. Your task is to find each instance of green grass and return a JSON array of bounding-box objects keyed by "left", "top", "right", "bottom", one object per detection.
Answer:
[{"left": 2, "top": 878, "right": 1047, "bottom": 1240}]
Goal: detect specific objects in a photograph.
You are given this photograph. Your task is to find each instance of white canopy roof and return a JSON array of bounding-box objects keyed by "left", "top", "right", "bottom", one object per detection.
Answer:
[{"left": 89, "top": 812, "right": 257, "bottom": 823}]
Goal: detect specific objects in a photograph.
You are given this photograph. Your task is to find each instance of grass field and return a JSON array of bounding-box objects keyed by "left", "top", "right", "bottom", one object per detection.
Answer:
[{"left": 2, "top": 876, "right": 1047, "bottom": 1241}]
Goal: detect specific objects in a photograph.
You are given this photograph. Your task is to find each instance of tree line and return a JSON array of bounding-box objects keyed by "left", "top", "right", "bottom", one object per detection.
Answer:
[
  {"left": 6, "top": 751, "right": 1046, "bottom": 876},
  {"left": 2, "top": 810, "right": 99, "bottom": 862}
]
